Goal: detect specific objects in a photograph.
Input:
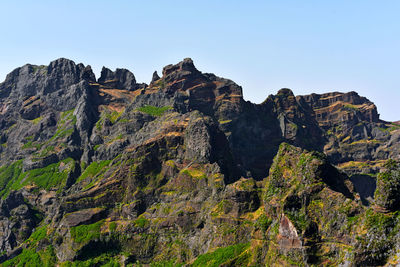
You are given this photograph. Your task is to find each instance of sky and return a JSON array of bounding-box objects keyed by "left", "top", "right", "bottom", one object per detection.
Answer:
[{"left": 0, "top": 1, "right": 399, "bottom": 121}]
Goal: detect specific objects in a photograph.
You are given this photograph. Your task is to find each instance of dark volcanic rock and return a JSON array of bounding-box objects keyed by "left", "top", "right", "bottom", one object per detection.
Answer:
[
  {"left": 98, "top": 67, "right": 146, "bottom": 91},
  {"left": 61, "top": 208, "right": 106, "bottom": 227},
  {"left": 297, "top": 91, "right": 400, "bottom": 166},
  {"left": 0, "top": 191, "right": 41, "bottom": 253},
  {"left": 150, "top": 71, "right": 160, "bottom": 84},
  {"left": 297, "top": 91, "right": 380, "bottom": 127},
  {"left": 1, "top": 57, "right": 400, "bottom": 266}
]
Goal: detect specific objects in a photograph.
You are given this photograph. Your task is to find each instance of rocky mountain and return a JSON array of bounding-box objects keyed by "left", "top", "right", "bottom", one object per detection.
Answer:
[{"left": 0, "top": 58, "right": 399, "bottom": 266}]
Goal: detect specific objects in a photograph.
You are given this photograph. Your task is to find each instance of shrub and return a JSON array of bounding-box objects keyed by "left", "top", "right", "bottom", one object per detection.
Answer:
[
  {"left": 256, "top": 214, "right": 272, "bottom": 232},
  {"left": 134, "top": 216, "right": 149, "bottom": 228}
]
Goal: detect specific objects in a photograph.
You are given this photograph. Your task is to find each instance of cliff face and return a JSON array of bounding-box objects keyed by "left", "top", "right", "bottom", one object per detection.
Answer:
[
  {"left": 0, "top": 58, "right": 399, "bottom": 266},
  {"left": 297, "top": 91, "right": 400, "bottom": 172},
  {"left": 298, "top": 91, "right": 380, "bottom": 127}
]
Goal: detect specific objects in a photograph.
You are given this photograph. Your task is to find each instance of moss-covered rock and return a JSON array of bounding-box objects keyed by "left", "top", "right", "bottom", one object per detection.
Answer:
[
  {"left": 263, "top": 143, "right": 362, "bottom": 265},
  {"left": 374, "top": 159, "right": 400, "bottom": 211}
]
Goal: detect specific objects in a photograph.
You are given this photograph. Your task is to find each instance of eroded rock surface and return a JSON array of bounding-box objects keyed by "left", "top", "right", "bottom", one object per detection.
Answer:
[{"left": 0, "top": 58, "right": 399, "bottom": 266}]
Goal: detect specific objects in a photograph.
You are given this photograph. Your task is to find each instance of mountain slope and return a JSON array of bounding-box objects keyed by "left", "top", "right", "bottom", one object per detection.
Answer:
[{"left": 0, "top": 58, "right": 399, "bottom": 266}]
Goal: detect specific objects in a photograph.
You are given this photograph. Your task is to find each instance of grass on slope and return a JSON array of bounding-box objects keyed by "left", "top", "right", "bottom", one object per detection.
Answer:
[
  {"left": 0, "top": 158, "right": 75, "bottom": 198},
  {"left": 192, "top": 243, "right": 250, "bottom": 267},
  {"left": 137, "top": 105, "right": 172, "bottom": 117}
]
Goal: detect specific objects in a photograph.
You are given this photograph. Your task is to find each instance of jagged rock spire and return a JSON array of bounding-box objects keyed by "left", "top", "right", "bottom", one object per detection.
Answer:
[{"left": 151, "top": 71, "right": 160, "bottom": 84}]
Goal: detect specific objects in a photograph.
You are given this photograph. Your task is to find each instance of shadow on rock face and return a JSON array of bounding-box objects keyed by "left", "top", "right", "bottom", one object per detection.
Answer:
[{"left": 350, "top": 174, "right": 376, "bottom": 206}]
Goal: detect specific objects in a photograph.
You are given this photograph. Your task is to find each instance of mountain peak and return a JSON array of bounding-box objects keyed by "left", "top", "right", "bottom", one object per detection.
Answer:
[
  {"left": 277, "top": 88, "right": 295, "bottom": 96},
  {"left": 48, "top": 57, "right": 77, "bottom": 67},
  {"left": 297, "top": 90, "right": 380, "bottom": 127},
  {"left": 150, "top": 71, "right": 160, "bottom": 84},
  {"left": 98, "top": 67, "right": 144, "bottom": 91},
  {"left": 162, "top": 57, "right": 199, "bottom": 77}
]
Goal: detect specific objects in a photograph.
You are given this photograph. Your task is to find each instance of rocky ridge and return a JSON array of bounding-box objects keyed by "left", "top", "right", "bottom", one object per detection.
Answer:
[{"left": 0, "top": 58, "right": 399, "bottom": 266}]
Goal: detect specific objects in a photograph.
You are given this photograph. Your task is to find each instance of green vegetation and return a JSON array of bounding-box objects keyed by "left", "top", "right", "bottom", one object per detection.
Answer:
[
  {"left": 155, "top": 79, "right": 166, "bottom": 89},
  {"left": 2, "top": 225, "right": 55, "bottom": 266},
  {"left": 0, "top": 160, "right": 23, "bottom": 195},
  {"left": 134, "top": 216, "right": 149, "bottom": 228},
  {"left": 374, "top": 159, "right": 400, "bottom": 211},
  {"left": 31, "top": 65, "right": 47, "bottom": 75},
  {"left": 28, "top": 225, "right": 48, "bottom": 245},
  {"left": 365, "top": 209, "right": 398, "bottom": 232},
  {"left": 0, "top": 158, "right": 75, "bottom": 197},
  {"left": 109, "top": 222, "right": 117, "bottom": 232},
  {"left": 180, "top": 168, "right": 207, "bottom": 179},
  {"left": 60, "top": 109, "right": 77, "bottom": 125},
  {"left": 212, "top": 200, "right": 233, "bottom": 217},
  {"left": 137, "top": 105, "right": 172, "bottom": 117},
  {"left": 192, "top": 243, "right": 250, "bottom": 267},
  {"left": 23, "top": 159, "right": 73, "bottom": 191},
  {"left": 285, "top": 209, "right": 308, "bottom": 233},
  {"left": 256, "top": 214, "right": 272, "bottom": 232},
  {"left": 265, "top": 167, "right": 282, "bottom": 199},
  {"left": 118, "top": 118, "right": 130, "bottom": 123},
  {"left": 50, "top": 128, "right": 74, "bottom": 141},
  {"left": 46, "top": 109, "right": 76, "bottom": 143},
  {"left": 22, "top": 140, "right": 43, "bottom": 150},
  {"left": 70, "top": 220, "right": 104, "bottom": 244},
  {"left": 96, "top": 117, "right": 103, "bottom": 131},
  {"left": 218, "top": 119, "right": 232, "bottom": 125},
  {"left": 343, "top": 104, "right": 360, "bottom": 111},
  {"left": 354, "top": 209, "right": 400, "bottom": 265},
  {"left": 379, "top": 123, "right": 400, "bottom": 133},
  {"left": 108, "top": 110, "right": 123, "bottom": 124},
  {"left": 150, "top": 259, "right": 183, "bottom": 267},
  {"left": 22, "top": 134, "right": 32, "bottom": 141},
  {"left": 346, "top": 139, "right": 381, "bottom": 146},
  {"left": 36, "top": 145, "right": 55, "bottom": 157},
  {"left": 2, "top": 246, "right": 57, "bottom": 267},
  {"left": 95, "top": 110, "right": 124, "bottom": 131},
  {"left": 31, "top": 116, "right": 43, "bottom": 125},
  {"left": 76, "top": 160, "right": 111, "bottom": 183},
  {"left": 60, "top": 254, "right": 121, "bottom": 267},
  {"left": 377, "top": 159, "right": 399, "bottom": 182}
]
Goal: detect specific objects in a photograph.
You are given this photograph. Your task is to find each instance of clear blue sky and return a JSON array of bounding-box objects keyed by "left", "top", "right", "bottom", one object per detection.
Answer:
[{"left": 1, "top": 0, "right": 399, "bottom": 121}]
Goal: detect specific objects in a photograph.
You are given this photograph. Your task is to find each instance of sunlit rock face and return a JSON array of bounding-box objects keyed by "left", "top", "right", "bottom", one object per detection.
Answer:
[{"left": 0, "top": 58, "right": 400, "bottom": 266}]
